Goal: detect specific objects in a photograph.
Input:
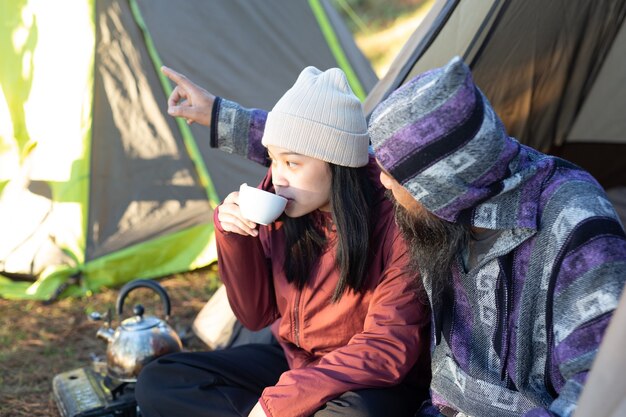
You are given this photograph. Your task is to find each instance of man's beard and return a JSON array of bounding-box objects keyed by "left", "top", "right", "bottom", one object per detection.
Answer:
[{"left": 388, "top": 191, "right": 469, "bottom": 305}]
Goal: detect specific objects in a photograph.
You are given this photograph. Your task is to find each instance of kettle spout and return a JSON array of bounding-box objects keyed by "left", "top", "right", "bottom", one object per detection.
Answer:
[{"left": 96, "top": 327, "right": 115, "bottom": 344}]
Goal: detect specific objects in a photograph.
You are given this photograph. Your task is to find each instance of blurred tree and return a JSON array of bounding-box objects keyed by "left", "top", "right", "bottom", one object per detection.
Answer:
[
  {"left": 330, "top": 0, "right": 433, "bottom": 77},
  {"left": 331, "top": 0, "right": 428, "bottom": 32}
]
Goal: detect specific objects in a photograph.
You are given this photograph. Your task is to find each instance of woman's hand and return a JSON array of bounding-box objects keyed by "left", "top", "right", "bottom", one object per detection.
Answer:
[
  {"left": 161, "top": 66, "right": 215, "bottom": 126},
  {"left": 217, "top": 191, "right": 259, "bottom": 237},
  {"left": 248, "top": 401, "right": 266, "bottom": 417}
]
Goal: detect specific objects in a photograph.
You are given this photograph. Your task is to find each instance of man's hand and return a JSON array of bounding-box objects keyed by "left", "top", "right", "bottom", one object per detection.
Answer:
[
  {"left": 248, "top": 401, "right": 266, "bottom": 417},
  {"left": 161, "top": 66, "right": 215, "bottom": 126},
  {"left": 217, "top": 191, "right": 259, "bottom": 237}
]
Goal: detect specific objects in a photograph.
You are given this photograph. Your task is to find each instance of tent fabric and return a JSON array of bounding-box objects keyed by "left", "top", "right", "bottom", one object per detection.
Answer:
[
  {"left": 134, "top": 0, "right": 377, "bottom": 200},
  {"left": 0, "top": 0, "right": 96, "bottom": 297},
  {"left": 365, "top": 0, "right": 626, "bottom": 190},
  {"left": 0, "top": 0, "right": 376, "bottom": 300},
  {"left": 567, "top": 18, "right": 626, "bottom": 145},
  {"left": 90, "top": 0, "right": 214, "bottom": 262}
]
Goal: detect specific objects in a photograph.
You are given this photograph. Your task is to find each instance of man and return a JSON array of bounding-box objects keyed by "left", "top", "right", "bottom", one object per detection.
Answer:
[
  {"left": 162, "top": 57, "right": 626, "bottom": 416},
  {"left": 368, "top": 57, "right": 626, "bottom": 417}
]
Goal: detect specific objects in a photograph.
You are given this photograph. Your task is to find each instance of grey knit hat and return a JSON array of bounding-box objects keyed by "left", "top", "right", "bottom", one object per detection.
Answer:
[
  {"left": 369, "top": 56, "right": 518, "bottom": 223},
  {"left": 261, "top": 66, "right": 369, "bottom": 167}
]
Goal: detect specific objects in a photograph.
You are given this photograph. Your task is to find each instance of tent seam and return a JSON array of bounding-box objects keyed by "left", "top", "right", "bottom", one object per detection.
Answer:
[
  {"left": 308, "top": 0, "right": 367, "bottom": 101},
  {"left": 127, "top": 0, "right": 219, "bottom": 207}
]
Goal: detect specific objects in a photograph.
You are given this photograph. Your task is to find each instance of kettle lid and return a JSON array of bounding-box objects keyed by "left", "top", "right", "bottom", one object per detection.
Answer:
[
  {"left": 120, "top": 314, "right": 161, "bottom": 331},
  {"left": 119, "top": 304, "right": 164, "bottom": 331}
]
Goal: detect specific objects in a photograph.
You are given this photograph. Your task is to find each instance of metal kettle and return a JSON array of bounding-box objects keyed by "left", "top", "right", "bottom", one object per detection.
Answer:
[{"left": 91, "top": 279, "right": 183, "bottom": 382}]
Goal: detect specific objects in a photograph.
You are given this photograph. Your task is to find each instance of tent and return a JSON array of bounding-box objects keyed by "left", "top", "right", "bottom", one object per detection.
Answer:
[
  {"left": 365, "top": 0, "right": 626, "bottom": 195},
  {"left": 0, "top": 0, "right": 377, "bottom": 300}
]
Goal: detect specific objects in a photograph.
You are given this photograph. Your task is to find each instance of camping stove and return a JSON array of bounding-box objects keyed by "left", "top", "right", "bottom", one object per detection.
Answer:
[{"left": 52, "top": 363, "right": 140, "bottom": 417}]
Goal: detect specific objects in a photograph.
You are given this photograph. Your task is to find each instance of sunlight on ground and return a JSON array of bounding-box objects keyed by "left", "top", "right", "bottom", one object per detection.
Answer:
[{"left": 355, "top": 1, "right": 434, "bottom": 78}]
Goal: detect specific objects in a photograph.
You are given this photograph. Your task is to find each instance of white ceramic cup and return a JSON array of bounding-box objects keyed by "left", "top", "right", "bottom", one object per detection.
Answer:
[{"left": 238, "top": 183, "right": 288, "bottom": 225}]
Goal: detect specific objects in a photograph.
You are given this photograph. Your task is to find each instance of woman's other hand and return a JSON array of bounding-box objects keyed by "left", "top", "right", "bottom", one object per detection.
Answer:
[{"left": 217, "top": 191, "right": 259, "bottom": 237}]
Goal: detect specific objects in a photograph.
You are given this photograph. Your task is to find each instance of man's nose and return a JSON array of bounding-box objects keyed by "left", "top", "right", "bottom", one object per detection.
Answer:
[{"left": 379, "top": 171, "right": 393, "bottom": 189}]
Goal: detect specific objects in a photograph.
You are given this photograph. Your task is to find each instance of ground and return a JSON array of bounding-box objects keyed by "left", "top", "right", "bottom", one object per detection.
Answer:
[{"left": 0, "top": 267, "right": 219, "bottom": 417}]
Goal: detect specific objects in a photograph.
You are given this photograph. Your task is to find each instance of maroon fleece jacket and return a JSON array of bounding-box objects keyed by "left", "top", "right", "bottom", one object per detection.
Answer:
[{"left": 214, "top": 159, "right": 431, "bottom": 417}]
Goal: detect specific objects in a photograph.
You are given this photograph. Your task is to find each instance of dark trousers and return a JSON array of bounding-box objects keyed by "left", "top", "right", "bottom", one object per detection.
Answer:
[{"left": 135, "top": 343, "right": 422, "bottom": 417}]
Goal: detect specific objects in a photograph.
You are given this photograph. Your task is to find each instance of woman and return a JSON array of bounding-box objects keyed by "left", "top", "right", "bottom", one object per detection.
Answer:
[{"left": 135, "top": 67, "right": 431, "bottom": 417}]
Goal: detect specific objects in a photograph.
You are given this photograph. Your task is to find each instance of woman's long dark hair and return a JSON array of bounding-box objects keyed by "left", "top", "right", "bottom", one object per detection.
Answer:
[{"left": 282, "top": 163, "right": 375, "bottom": 302}]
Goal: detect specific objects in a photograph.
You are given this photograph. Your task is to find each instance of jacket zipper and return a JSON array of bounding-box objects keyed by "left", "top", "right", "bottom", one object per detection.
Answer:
[
  {"left": 497, "top": 257, "right": 515, "bottom": 389},
  {"left": 293, "top": 290, "right": 302, "bottom": 348},
  {"left": 497, "top": 272, "right": 509, "bottom": 381},
  {"left": 502, "top": 275, "right": 517, "bottom": 389}
]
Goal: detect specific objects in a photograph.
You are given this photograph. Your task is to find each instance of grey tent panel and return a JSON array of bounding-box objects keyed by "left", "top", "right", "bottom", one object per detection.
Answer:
[
  {"left": 470, "top": 1, "right": 626, "bottom": 150},
  {"left": 365, "top": 0, "right": 626, "bottom": 187},
  {"left": 89, "top": 0, "right": 212, "bottom": 261},
  {"left": 88, "top": 0, "right": 376, "bottom": 259},
  {"left": 136, "top": 0, "right": 377, "bottom": 200},
  {"left": 134, "top": 0, "right": 377, "bottom": 108},
  {"left": 568, "top": 17, "right": 626, "bottom": 144}
]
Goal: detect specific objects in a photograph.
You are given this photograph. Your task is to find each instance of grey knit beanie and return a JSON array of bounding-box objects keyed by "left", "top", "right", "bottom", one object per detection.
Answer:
[
  {"left": 261, "top": 66, "right": 369, "bottom": 167},
  {"left": 369, "top": 56, "right": 517, "bottom": 223}
]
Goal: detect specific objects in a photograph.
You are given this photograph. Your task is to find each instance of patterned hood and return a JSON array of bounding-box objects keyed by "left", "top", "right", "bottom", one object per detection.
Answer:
[{"left": 369, "top": 56, "right": 524, "bottom": 226}]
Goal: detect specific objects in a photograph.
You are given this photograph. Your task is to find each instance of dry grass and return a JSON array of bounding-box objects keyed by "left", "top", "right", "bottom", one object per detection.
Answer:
[{"left": 0, "top": 266, "right": 220, "bottom": 417}]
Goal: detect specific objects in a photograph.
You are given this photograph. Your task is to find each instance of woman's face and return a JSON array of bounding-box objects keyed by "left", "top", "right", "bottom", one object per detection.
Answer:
[{"left": 267, "top": 145, "right": 332, "bottom": 218}]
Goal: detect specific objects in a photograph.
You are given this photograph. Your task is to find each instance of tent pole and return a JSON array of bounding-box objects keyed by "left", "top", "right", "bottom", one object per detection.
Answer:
[
  {"left": 127, "top": 0, "right": 219, "bottom": 207},
  {"left": 308, "top": 0, "right": 367, "bottom": 101}
]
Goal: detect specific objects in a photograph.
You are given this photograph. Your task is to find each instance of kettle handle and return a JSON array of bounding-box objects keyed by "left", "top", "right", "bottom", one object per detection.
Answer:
[{"left": 116, "top": 279, "right": 172, "bottom": 319}]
